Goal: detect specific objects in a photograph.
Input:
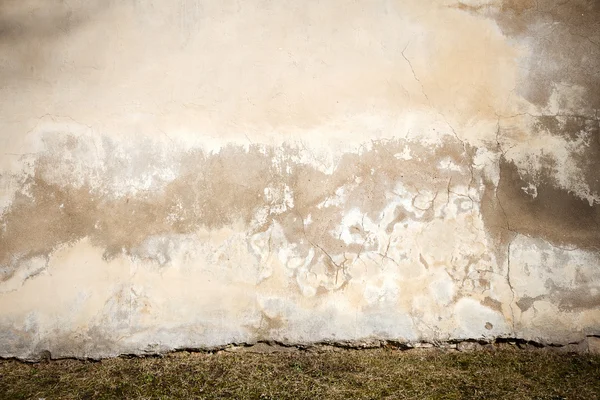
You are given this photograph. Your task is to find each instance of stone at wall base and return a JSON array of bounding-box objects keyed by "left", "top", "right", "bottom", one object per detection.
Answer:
[
  {"left": 586, "top": 337, "right": 600, "bottom": 354},
  {"left": 457, "top": 342, "right": 484, "bottom": 352}
]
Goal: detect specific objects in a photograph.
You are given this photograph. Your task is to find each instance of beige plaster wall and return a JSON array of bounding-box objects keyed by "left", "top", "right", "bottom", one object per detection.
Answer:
[{"left": 0, "top": 0, "right": 599, "bottom": 359}]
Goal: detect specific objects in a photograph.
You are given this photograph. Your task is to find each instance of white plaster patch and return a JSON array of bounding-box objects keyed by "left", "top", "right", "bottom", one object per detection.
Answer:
[
  {"left": 454, "top": 298, "right": 510, "bottom": 338},
  {"left": 394, "top": 146, "right": 413, "bottom": 160},
  {"left": 506, "top": 124, "right": 600, "bottom": 206},
  {"left": 509, "top": 235, "right": 600, "bottom": 299},
  {"left": 428, "top": 271, "right": 455, "bottom": 306},
  {"left": 363, "top": 278, "right": 400, "bottom": 305},
  {"left": 264, "top": 184, "right": 295, "bottom": 214},
  {"left": 438, "top": 158, "right": 462, "bottom": 172},
  {"left": 0, "top": 256, "right": 48, "bottom": 294},
  {"left": 521, "top": 183, "right": 538, "bottom": 198}
]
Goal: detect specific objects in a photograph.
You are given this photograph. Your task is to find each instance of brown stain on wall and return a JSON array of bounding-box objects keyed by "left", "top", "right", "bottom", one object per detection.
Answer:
[
  {"left": 516, "top": 286, "right": 600, "bottom": 313},
  {"left": 554, "top": 287, "right": 600, "bottom": 312},
  {"left": 452, "top": 0, "right": 599, "bottom": 114},
  {"left": 500, "top": 0, "right": 536, "bottom": 15},
  {"left": 481, "top": 157, "right": 600, "bottom": 253},
  {"left": 445, "top": 0, "right": 600, "bottom": 259},
  {"left": 533, "top": 115, "right": 600, "bottom": 196},
  {"left": 0, "top": 0, "right": 110, "bottom": 85},
  {"left": 476, "top": 0, "right": 600, "bottom": 258},
  {"left": 497, "top": 0, "right": 599, "bottom": 111},
  {"left": 0, "top": 136, "right": 472, "bottom": 284}
]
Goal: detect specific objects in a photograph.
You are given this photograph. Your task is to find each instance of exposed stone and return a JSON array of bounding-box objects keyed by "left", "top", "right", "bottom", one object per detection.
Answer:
[
  {"left": 457, "top": 342, "right": 484, "bottom": 352},
  {"left": 224, "top": 343, "right": 297, "bottom": 354},
  {"left": 587, "top": 337, "right": 600, "bottom": 355}
]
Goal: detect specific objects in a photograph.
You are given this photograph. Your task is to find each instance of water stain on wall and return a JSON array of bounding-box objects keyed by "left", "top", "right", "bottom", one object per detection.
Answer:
[
  {"left": 0, "top": 136, "right": 471, "bottom": 285},
  {"left": 460, "top": 0, "right": 600, "bottom": 112},
  {"left": 482, "top": 157, "right": 600, "bottom": 252}
]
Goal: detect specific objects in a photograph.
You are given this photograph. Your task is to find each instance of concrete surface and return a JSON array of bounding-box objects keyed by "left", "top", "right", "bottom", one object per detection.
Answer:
[{"left": 0, "top": 0, "right": 599, "bottom": 359}]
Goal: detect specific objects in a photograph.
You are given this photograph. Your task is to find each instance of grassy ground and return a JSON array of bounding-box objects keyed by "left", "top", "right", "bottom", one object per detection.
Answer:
[{"left": 1, "top": 347, "right": 599, "bottom": 399}]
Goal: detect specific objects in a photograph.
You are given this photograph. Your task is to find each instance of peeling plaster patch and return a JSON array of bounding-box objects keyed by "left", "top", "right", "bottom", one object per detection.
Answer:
[
  {"left": 504, "top": 125, "right": 600, "bottom": 206},
  {"left": 0, "top": 256, "right": 48, "bottom": 294},
  {"left": 317, "top": 185, "right": 352, "bottom": 210},
  {"left": 129, "top": 233, "right": 201, "bottom": 267},
  {"left": 521, "top": 183, "right": 537, "bottom": 199},
  {"left": 394, "top": 146, "right": 413, "bottom": 161},
  {"left": 509, "top": 235, "right": 600, "bottom": 304},
  {"left": 264, "top": 185, "right": 295, "bottom": 214},
  {"left": 508, "top": 234, "right": 600, "bottom": 339},
  {"left": 33, "top": 130, "right": 182, "bottom": 199},
  {"left": 438, "top": 158, "right": 463, "bottom": 172}
]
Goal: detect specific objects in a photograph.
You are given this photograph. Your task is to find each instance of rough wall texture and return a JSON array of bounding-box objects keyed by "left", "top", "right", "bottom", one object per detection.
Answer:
[{"left": 0, "top": 0, "right": 599, "bottom": 359}]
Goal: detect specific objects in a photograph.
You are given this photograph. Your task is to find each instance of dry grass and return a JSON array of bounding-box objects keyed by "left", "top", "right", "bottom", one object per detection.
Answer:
[{"left": 1, "top": 347, "right": 599, "bottom": 399}]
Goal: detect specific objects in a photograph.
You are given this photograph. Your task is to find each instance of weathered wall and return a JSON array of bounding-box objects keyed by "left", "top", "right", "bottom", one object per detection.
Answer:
[{"left": 1, "top": 0, "right": 599, "bottom": 359}]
